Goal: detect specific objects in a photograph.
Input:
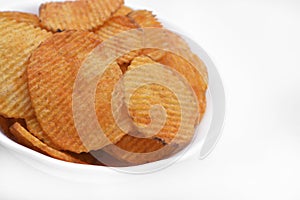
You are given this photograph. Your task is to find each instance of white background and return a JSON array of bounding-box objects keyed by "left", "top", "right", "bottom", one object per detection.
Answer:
[{"left": 0, "top": 0, "right": 300, "bottom": 199}]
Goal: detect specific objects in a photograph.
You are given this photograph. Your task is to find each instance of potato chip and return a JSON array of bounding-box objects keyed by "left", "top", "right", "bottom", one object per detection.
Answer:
[
  {"left": 39, "top": 0, "right": 124, "bottom": 31},
  {"left": 0, "top": 17, "right": 52, "bottom": 119},
  {"left": 102, "top": 56, "right": 200, "bottom": 165},
  {"left": 9, "top": 123, "right": 88, "bottom": 164},
  {"left": 0, "top": 11, "right": 40, "bottom": 27},
  {"left": 123, "top": 56, "right": 199, "bottom": 144},
  {"left": 27, "top": 31, "right": 102, "bottom": 153},
  {"left": 113, "top": 5, "right": 133, "bottom": 17},
  {"left": 27, "top": 31, "right": 131, "bottom": 153},
  {"left": 126, "top": 84, "right": 182, "bottom": 144},
  {"left": 156, "top": 52, "right": 208, "bottom": 120},
  {"left": 128, "top": 10, "right": 162, "bottom": 28}
]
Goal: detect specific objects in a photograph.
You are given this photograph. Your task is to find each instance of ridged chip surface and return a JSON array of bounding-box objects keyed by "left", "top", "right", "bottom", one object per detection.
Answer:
[
  {"left": 27, "top": 31, "right": 103, "bottom": 153},
  {"left": 0, "top": 12, "right": 40, "bottom": 27},
  {"left": 39, "top": 0, "right": 124, "bottom": 31},
  {"left": 0, "top": 17, "right": 52, "bottom": 119},
  {"left": 156, "top": 52, "right": 208, "bottom": 120},
  {"left": 123, "top": 56, "right": 199, "bottom": 144}
]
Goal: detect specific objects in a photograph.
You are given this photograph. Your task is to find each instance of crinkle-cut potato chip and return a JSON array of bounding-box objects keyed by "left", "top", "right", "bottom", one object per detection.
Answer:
[
  {"left": 127, "top": 84, "right": 181, "bottom": 143},
  {"left": 0, "top": 17, "right": 52, "bottom": 119},
  {"left": 0, "top": 12, "right": 40, "bottom": 27},
  {"left": 122, "top": 56, "right": 199, "bottom": 145},
  {"left": 156, "top": 52, "right": 208, "bottom": 120},
  {"left": 113, "top": 5, "right": 133, "bottom": 17},
  {"left": 39, "top": 0, "right": 124, "bottom": 31},
  {"left": 128, "top": 10, "right": 162, "bottom": 28},
  {"left": 27, "top": 31, "right": 131, "bottom": 153},
  {"left": 9, "top": 123, "right": 88, "bottom": 164},
  {"left": 95, "top": 16, "right": 140, "bottom": 65},
  {"left": 27, "top": 31, "right": 101, "bottom": 153}
]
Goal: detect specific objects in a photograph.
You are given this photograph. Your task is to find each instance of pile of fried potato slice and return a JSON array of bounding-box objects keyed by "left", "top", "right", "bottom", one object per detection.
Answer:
[{"left": 0, "top": 0, "right": 208, "bottom": 166}]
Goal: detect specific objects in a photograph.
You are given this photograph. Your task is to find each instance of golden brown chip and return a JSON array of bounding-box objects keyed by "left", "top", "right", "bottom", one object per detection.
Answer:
[
  {"left": 27, "top": 31, "right": 101, "bottom": 153},
  {"left": 156, "top": 52, "right": 208, "bottom": 120},
  {"left": 126, "top": 84, "right": 182, "bottom": 144},
  {"left": 0, "top": 17, "right": 52, "bottom": 119},
  {"left": 9, "top": 123, "right": 88, "bottom": 164},
  {"left": 113, "top": 5, "right": 133, "bottom": 17},
  {"left": 123, "top": 56, "right": 199, "bottom": 144},
  {"left": 128, "top": 10, "right": 162, "bottom": 28},
  {"left": 39, "top": 0, "right": 124, "bottom": 31},
  {"left": 102, "top": 56, "right": 200, "bottom": 165},
  {"left": 0, "top": 11, "right": 40, "bottom": 27},
  {"left": 27, "top": 31, "right": 131, "bottom": 153}
]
